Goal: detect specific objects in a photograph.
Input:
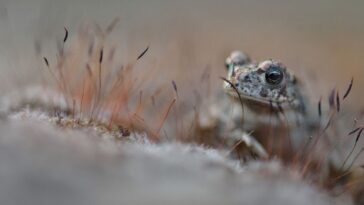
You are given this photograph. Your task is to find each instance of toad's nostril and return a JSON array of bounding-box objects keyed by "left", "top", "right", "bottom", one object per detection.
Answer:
[{"left": 234, "top": 83, "right": 239, "bottom": 87}]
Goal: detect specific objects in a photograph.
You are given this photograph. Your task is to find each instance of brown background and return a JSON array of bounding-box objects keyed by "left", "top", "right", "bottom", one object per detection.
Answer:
[{"left": 0, "top": 0, "right": 363, "bottom": 109}]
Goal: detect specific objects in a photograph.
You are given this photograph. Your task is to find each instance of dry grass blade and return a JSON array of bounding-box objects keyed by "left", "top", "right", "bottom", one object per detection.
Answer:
[
  {"left": 42, "top": 56, "right": 61, "bottom": 87},
  {"left": 341, "top": 128, "right": 364, "bottom": 170},
  {"left": 88, "top": 41, "right": 94, "bottom": 57},
  {"left": 336, "top": 91, "right": 340, "bottom": 112},
  {"left": 137, "top": 46, "right": 149, "bottom": 60},
  {"left": 323, "top": 117, "right": 332, "bottom": 132},
  {"left": 63, "top": 27, "right": 69, "bottom": 43},
  {"left": 86, "top": 64, "right": 93, "bottom": 76},
  {"left": 355, "top": 128, "right": 364, "bottom": 144},
  {"left": 172, "top": 80, "right": 178, "bottom": 97},
  {"left": 328, "top": 88, "right": 336, "bottom": 110},
  {"left": 301, "top": 113, "right": 334, "bottom": 175},
  {"left": 99, "top": 48, "right": 103, "bottom": 63},
  {"left": 155, "top": 99, "right": 176, "bottom": 135},
  {"left": 343, "top": 77, "right": 354, "bottom": 100},
  {"left": 348, "top": 127, "right": 361, "bottom": 136},
  {"left": 347, "top": 148, "right": 364, "bottom": 171},
  {"left": 318, "top": 97, "right": 322, "bottom": 117},
  {"left": 43, "top": 57, "right": 49, "bottom": 67},
  {"left": 220, "top": 77, "right": 245, "bottom": 123},
  {"left": 106, "top": 17, "right": 120, "bottom": 34},
  {"left": 97, "top": 49, "right": 103, "bottom": 104},
  {"left": 133, "top": 90, "right": 143, "bottom": 114},
  {"left": 80, "top": 79, "right": 86, "bottom": 118}
]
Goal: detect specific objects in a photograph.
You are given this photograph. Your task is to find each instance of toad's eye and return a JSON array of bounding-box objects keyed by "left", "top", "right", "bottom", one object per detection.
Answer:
[{"left": 265, "top": 66, "right": 284, "bottom": 85}]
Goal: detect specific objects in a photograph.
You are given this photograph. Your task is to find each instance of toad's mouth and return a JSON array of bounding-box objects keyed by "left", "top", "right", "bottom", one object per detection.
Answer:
[{"left": 223, "top": 83, "right": 291, "bottom": 108}]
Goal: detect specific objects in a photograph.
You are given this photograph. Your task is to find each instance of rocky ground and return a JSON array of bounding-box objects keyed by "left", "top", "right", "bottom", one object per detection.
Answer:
[
  {"left": 0, "top": 87, "right": 356, "bottom": 205},
  {"left": 0, "top": 112, "right": 351, "bottom": 205}
]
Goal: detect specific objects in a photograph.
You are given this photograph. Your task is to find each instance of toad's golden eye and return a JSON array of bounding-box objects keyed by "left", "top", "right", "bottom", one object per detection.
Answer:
[{"left": 265, "top": 65, "right": 284, "bottom": 85}]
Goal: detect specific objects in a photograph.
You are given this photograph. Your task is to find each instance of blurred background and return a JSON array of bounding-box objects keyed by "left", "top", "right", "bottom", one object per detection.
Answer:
[
  {"left": 0, "top": 0, "right": 363, "bottom": 107},
  {"left": 0, "top": 2, "right": 363, "bottom": 204}
]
